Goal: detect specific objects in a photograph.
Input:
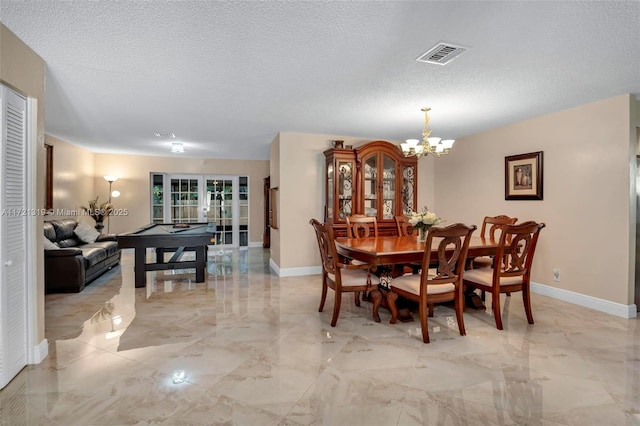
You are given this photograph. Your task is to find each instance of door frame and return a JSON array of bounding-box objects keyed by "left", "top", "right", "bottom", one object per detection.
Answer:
[{"left": 25, "top": 97, "right": 42, "bottom": 363}]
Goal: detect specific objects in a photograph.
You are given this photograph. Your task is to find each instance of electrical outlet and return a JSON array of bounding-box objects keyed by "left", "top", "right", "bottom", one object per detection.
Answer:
[{"left": 553, "top": 268, "right": 560, "bottom": 282}]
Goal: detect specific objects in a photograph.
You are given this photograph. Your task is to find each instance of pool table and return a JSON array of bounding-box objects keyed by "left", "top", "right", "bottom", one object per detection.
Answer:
[{"left": 117, "top": 223, "right": 216, "bottom": 288}]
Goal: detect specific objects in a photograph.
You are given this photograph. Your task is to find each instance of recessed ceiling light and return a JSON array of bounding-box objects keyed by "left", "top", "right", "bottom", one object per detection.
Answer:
[
  {"left": 154, "top": 131, "right": 176, "bottom": 138},
  {"left": 170, "top": 142, "right": 185, "bottom": 153}
]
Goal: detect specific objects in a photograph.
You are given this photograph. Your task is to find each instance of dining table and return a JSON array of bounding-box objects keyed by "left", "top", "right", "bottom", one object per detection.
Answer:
[{"left": 335, "top": 234, "right": 503, "bottom": 321}]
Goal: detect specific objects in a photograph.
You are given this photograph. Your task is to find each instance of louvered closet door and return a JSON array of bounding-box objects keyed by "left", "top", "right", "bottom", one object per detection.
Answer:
[{"left": 0, "top": 85, "right": 28, "bottom": 389}]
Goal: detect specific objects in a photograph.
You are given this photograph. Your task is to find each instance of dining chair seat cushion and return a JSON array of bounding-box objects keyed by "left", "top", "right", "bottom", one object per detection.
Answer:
[
  {"left": 350, "top": 259, "right": 369, "bottom": 266},
  {"left": 463, "top": 268, "right": 523, "bottom": 287},
  {"left": 390, "top": 273, "right": 455, "bottom": 296},
  {"left": 472, "top": 256, "right": 493, "bottom": 268},
  {"left": 327, "top": 269, "right": 380, "bottom": 287}
]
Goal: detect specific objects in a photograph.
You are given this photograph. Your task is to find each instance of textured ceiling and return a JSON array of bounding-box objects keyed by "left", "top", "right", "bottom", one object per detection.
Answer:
[{"left": 1, "top": 1, "right": 639, "bottom": 160}]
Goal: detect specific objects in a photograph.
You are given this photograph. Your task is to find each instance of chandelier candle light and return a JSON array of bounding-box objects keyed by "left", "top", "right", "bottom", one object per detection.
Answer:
[{"left": 401, "top": 107, "right": 455, "bottom": 158}]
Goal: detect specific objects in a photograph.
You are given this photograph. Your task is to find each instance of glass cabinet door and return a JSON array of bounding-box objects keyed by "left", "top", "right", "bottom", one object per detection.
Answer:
[
  {"left": 363, "top": 153, "right": 397, "bottom": 220},
  {"left": 363, "top": 155, "right": 377, "bottom": 217},
  {"left": 327, "top": 158, "right": 355, "bottom": 222},
  {"left": 402, "top": 165, "right": 416, "bottom": 215},
  {"left": 326, "top": 163, "right": 334, "bottom": 220},
  {"left": 337, "top": 161, "right": 354, "bottom": 220},
  {"left": 381, "top": 154, "right": 396, "bottom": 220}
]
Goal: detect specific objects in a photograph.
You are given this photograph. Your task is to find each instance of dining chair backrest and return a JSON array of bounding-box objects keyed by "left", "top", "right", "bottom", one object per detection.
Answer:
[
  {"left": 421, "top": 223, "right": 477, "bottom": 289},
  {"left": 386, "top": 222, "right": 476, "bottom": 343},
  {"left": 494, "top": 221, "right": 546, "bottom": 281},
  {"left": 309, "top": 218, "right": 339, "bottom": 278},
  {"left": 480, "top": 215, "right": 518, "bottom": 241},
  {"left": 309, "top": 218, "right": 382, "bottom": 327},
  {"left": 346, "top": 214, "right": 378, "bottom": 239},
  {"left": 394, "top": 215, "right": 415, "bottom": 236},
  {"left": 463, "top": 220, "right": 545, "bottom": 330}
]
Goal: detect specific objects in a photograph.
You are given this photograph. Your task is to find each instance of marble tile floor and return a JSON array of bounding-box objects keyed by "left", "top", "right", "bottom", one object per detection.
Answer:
[{"left": 1, "top": 247, "right": 640, "bottom": 425}]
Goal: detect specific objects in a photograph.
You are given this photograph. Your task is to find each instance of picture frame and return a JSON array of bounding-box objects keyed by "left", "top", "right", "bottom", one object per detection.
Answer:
[{"left": 505, "top": 151, "right": 543, "bottom": 200}]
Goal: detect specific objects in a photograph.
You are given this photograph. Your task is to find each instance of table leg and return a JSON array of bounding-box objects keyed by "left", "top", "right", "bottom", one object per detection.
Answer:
[
  {"left": 134, "top": 248, "right": 146, "bottom": 288},
  {"left": 368, "top": 286, "right": 415, "bottom": 322},
  {"left": 195, "top": 245, "right": 206, "bottom": 282},
  {"left": 156, "top": 248, "right": 164, "bottom": 264},
  {"left": 370, "top": 288, "right": 382, "bottom": 323}
]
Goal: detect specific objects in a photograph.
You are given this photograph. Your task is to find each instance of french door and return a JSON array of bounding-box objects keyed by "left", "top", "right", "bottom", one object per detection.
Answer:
[{"left": 151, "top": 174, "right": 248, "bottom": 247}]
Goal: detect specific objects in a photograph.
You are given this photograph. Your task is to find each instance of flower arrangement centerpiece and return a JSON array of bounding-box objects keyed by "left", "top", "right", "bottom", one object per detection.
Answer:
[
  {"left": 408, "top": 206, "right": 442, "bottom": 241},
  {"left": 81, "top": 196, "right": 114, "bottom": 232}
]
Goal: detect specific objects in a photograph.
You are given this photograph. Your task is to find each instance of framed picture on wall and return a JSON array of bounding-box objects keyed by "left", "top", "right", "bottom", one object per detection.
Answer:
[{"left": 505, "top": 151, "right": 543, "bottom": 200}]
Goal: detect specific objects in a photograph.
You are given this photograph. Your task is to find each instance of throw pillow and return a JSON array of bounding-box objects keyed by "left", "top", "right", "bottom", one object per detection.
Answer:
[
  {"left": 74, "top": 222, "right": 100, "bottom": 244},
  {"left": 43, "top": 236, "right": 60, "bottom": 250}
]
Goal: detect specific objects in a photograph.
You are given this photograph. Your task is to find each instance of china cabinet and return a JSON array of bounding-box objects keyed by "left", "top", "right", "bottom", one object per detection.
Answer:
[{"left": 324, "top": 140, "right": 418, "bottom": 236}]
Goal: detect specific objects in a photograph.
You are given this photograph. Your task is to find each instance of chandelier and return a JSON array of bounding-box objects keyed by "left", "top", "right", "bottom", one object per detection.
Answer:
[{"left": 400, "top": 107, "right": 455, "bottom": 158}]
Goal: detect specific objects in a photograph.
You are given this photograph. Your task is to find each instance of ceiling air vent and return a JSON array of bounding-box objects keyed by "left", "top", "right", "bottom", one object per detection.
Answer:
[{"left": 416, "top": 42, "right": 467, "bottom": 65}]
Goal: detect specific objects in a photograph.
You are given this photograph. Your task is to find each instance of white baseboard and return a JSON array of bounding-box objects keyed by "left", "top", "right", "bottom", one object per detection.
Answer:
[
  {"left": 531, "top": 282, "right": 637, "bottom": 319},
  {"left": 249, "top": 241, "right": 263, "bottom": 248},
  {"left": 29, "top": 338, "right": 48, "bottom": 364},
  {"left": 257, "top": 265, "right": 639, "bottom": 318},
  {"left": 269, "top": 258, "right": 321, "bottom": 277}
]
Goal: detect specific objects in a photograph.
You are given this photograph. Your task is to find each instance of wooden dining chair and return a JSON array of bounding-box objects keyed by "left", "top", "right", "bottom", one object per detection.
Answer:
[
  {"left": 385, "top": 223, "right": 477, "bottom": 343},
  {"left": 345, "top": 214, "right": 380, "bottom": 298},
  {"left": 346, "top": 214, "right": 378, "bottom": 239},
  {"left": 394, "top": 215, "right": 422, "bottom": 275},
  {"left": 463, "top": 221, "right": 545, "bottom": 330},
  {"left": 309, "top": 219, "right": 381, "bottom": 327},
  {"left": 394, "top": 215, "right": 415, "bottom": 236},
  {"left": 472, "top": 215, "right": 518, "bottom": 269}
]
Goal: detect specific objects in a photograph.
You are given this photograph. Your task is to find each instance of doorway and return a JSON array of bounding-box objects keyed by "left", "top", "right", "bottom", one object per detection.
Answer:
[{"left": 151, "top": 173, "right": 249, "bottom": 247}]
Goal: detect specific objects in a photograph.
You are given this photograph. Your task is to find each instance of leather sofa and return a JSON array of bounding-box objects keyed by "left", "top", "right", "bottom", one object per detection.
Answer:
[{"left": 44, "top": 219, "right": 121, "bottom": 293}]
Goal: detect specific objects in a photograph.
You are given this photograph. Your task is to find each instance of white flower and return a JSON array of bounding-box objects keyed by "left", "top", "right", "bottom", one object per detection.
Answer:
[{"left": 408, "top": 207, "right": 441, "bottom": 229}]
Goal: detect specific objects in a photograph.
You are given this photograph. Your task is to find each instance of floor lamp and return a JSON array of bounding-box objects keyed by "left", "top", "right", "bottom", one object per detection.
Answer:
[{"left": 104, "top": 175, "right": 119, "bottom": 234}]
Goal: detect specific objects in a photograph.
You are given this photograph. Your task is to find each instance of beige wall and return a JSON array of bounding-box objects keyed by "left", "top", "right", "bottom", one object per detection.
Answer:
[
  {"left": 44, "top": 134, "right": 96, "bottom": 225},
  {"left": 93, "top": 153, "right": 269, "bottom": 241},
  {"left": 274, "top": 96, "right": 638, "bottom": 312},
  {"left": 436, "top": 94, "right": 635, "bottom": 306},
  {"left": 268, "top": 134, "right": 281, "bottom": 265},
  {"left": 274, "top": 132, "right": 435, "bottom": 271},
  {"left": 0, "top": 24, "right": 46, "bottom": 345}
]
